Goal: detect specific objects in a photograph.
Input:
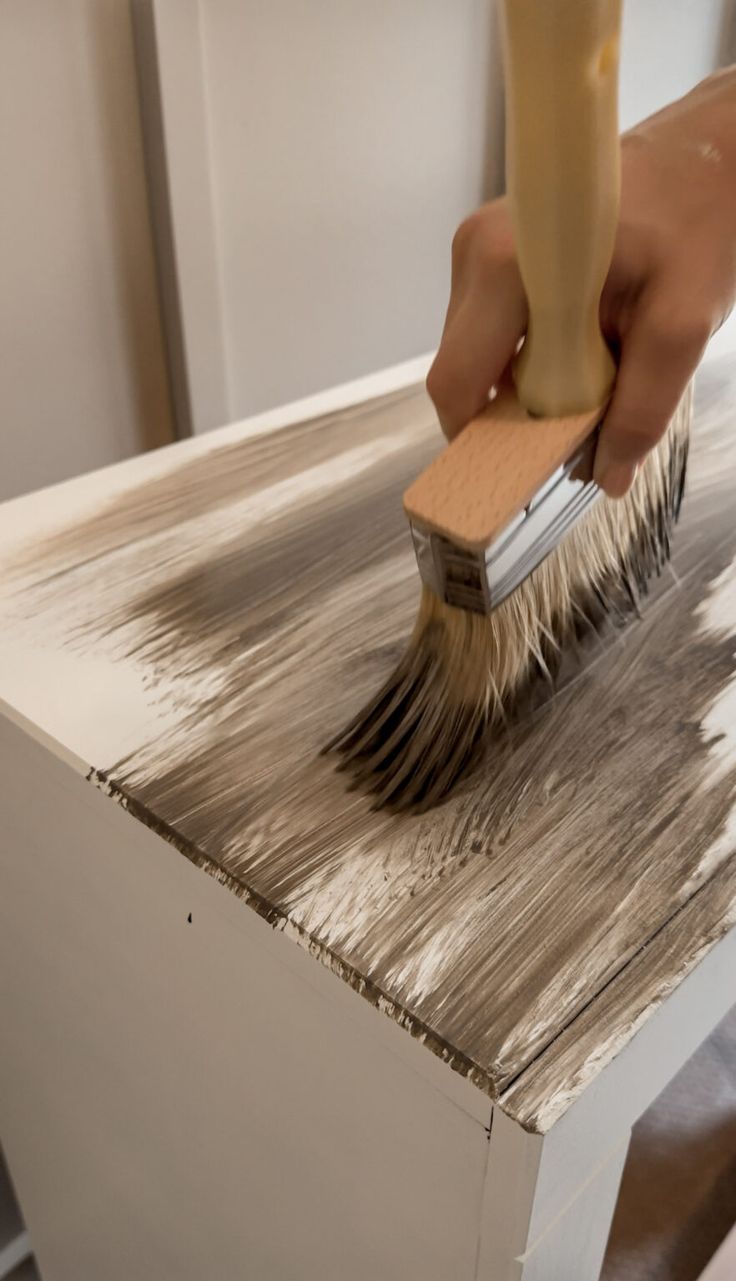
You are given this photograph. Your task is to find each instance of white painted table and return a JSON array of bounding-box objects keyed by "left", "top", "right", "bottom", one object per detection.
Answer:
[{"left": 1, "top": 357, "right": 735, "bottom": 1281}]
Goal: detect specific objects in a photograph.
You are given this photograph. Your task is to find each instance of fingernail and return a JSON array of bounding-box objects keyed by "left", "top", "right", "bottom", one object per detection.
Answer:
[
  {"left": 596, "top": 459, "right": 638, "bottom": 499},
  {"left": 594, "top": 438, "right": 638, "bottom": 498}
]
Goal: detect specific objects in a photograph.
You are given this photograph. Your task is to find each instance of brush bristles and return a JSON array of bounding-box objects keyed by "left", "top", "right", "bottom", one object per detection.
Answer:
[{"left": 326, "top": 386, "right": 692, "bottom": 812}]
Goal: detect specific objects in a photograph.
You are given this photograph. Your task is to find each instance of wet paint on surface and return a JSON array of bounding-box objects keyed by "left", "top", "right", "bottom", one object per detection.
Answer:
[{"left": 1, "top": 369, "right": 735, "bottom": 1118}]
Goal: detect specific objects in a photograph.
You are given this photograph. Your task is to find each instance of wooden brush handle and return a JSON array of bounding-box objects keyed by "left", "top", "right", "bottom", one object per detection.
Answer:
[{"left": 501, "top": 0, "right": 622, "bottom": 416}]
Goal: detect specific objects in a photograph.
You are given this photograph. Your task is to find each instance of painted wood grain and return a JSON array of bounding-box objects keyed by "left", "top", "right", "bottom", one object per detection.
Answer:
[
  {"left": 501, "top": 854, "right": 736, "bottom": 1132},
  {"left": 1, "top": 359, "right": 735, "bottom": 1112}
]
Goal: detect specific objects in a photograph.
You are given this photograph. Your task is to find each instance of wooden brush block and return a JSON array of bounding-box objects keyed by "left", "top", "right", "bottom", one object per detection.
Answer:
[{"left": 402, "top": 384, "right": 603, "bottom": 552}]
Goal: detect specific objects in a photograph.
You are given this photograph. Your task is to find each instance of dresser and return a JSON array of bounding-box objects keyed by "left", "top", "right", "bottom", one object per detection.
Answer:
[{"left": 1, "top": 357, "right": 735, "bottom": 1281}]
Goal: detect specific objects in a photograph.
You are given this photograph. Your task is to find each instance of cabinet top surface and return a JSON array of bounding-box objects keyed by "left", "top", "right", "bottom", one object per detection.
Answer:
[{"left": 2, "top": 359, "right": 735, "bottom": 1130}]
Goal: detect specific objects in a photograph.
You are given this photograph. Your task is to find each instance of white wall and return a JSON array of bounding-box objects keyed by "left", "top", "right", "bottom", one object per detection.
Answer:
[
  {"left": 0, "top": 0, "right": 174, "bottom": 502},
  {"left": 199, "top": 0, "right": 503, "bottom": 420},
  {"left": 1, "top": 1, "right": 734, "bottom": 487},
  {"left": 619, "top": 0, "right": 734, "bottom": 130},
  {"left": 619, "top": 0, "right": 736, "bottom": 357},
  {"left": 176, "top": 0, "right": 735, "bottom": 427}
]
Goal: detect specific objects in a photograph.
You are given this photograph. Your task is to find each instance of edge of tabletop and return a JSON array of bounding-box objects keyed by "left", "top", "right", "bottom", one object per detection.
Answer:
[
  {"left": 499, "top": 853, "right": 736, "bottom": 1134},
  {"left": 5, "top": 684, "right": 736, "bottom": 1142},
  {"left": 0, "top": 694, "right": 500, "bottom": 1108},
  {"left": 0, "top": 696, "right": 92, "bottom": 779}
]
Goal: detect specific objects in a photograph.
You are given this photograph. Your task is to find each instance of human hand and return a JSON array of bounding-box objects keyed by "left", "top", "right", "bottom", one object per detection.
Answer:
[{"left": 427, "top": 68, "right": 736, "bottom": 498}]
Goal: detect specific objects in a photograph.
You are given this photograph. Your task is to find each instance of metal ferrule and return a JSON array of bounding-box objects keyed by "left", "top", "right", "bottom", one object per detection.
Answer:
[{"left": 410, "top": 440, "right": 602, "bottom": 616}]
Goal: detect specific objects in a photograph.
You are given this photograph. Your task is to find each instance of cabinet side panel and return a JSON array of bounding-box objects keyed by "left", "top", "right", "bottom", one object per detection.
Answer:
[{"left": 0, "top": 717, "right": 488, "bottom": 1281}]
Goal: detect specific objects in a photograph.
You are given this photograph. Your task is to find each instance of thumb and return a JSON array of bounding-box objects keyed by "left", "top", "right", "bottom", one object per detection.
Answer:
[{"left": 594, "top": 290, "right": 709, "bottom": 498}]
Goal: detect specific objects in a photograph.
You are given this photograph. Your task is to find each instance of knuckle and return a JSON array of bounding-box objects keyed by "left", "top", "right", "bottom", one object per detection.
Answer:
[
  {"left": 651, "top": 310, "right": 712, "bottom": 358},
  {"left": 681, "top": 314, "right": 712, "bottom": 352},
  {"left": 451, "top": 212, "right": 483, "bottom": 264},
  {"left": 603, "top": 409, "right": 663, "bottom": 462},
  {"left": 473, "top": 231, "right": 510, "bottom": 278},
  {"left": 425, "top": 359, "right": 449, "bottom": 411},
  {"left": 715, "top": 301, "right": 734, "bottom": 334},
  {"left": 451, "top": 203, "right": 514, "bottom": 280},
  {"left": 613, "top": 427, "right": 659, "bottom": 461},
  {"left": 426, "top": 357, "right": 463, "bottom": 437}
]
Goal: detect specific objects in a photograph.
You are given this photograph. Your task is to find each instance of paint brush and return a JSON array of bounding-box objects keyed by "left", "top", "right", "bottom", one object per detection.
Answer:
[{"left": 325, "top": 0, "right": 692, "bottom": 810}]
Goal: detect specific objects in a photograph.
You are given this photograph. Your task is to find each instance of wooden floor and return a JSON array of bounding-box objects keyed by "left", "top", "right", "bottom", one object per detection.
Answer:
[
  {"left": 602, "top": 1004, "right": 736, "bottom": 1281},
  {"left": 0, "top": 359, "right": 735, "bottom": 1128}
]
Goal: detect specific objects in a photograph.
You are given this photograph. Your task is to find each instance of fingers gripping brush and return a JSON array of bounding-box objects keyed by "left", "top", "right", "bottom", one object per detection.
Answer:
[{"left": 326, "top": 0, "right": 691, "bottom": 811}]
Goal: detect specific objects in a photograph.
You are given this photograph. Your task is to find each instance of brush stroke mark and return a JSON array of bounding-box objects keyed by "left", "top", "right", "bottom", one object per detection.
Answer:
[
  {"left": 1, "top": 369, "right": 735, "bottom": 1116},
  {"left": 501, "top": 855, "right": 736, "bottom": 1132},
  {"left": 326, "top": 395, "right": 689, "bottom": 811},
  {"left": 6, "top": 388, "right": 430, "bottom": 584}
]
